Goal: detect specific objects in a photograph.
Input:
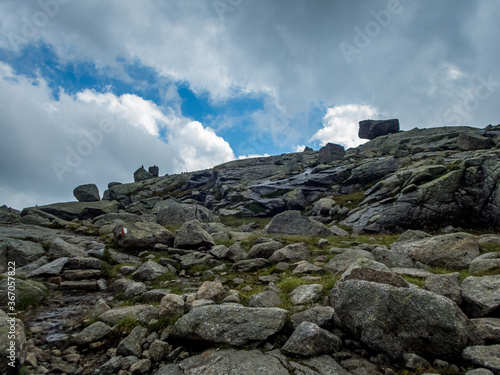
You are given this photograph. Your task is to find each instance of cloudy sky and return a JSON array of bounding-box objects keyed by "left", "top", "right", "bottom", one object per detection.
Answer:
[{"left": 0, "top": 0, "right": 499, "bottom": 210}]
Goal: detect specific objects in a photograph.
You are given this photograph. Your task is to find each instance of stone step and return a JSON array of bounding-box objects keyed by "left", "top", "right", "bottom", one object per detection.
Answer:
[
  {"left": 65, "top": 257, "right": 102, "bottom": 270},
  {"left": 62, "top": 269, "right": 102, "bottom": 280},
  {"left": 60, "top": 280, "right": 98, "bottom": 291}
]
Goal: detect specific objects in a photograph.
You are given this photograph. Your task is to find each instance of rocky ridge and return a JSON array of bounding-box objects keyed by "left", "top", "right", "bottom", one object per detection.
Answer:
[{"left": 1, "top": 122, "right": 500, "bottom": 375}]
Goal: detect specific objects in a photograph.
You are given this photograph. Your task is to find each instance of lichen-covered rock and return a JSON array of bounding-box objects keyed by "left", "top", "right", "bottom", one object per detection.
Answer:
[
  {"left": 132, "top": 260, "right": 169, "bottom": 281},
  {"left": 232, "top": 258, "right": 270, "bottom": 272},
  {"left": 471, "top": 318, "right": 500, "bottom": 344},
  {"left": 325, "top": 249, "right": 375, "bottom": 274},
  {"left": 72, "top": 321, "right": 112, "bottom": 346},
  {"left": 173, "top": 220, "right": 215, "bottom": 250},
  {"left": 282, "top": 322, "right": 342, "bottom": 356},
  {"left": 159, "top": 294, "right": 185, "bottom": 319},
  {"left": 117, "top": 326, "right": 148, "bottom": 357},
  {"left": 156, "top": 202, "right": 217, "bottom": 226},
  {"left": 248, "top": 291, "right": 283, "bottom": 308},
  {"left": 269, "top": 243, "right": 310, "bottom": 263},
  {"left": 462, "top": 345, "right": 500, "bottom": 372},
  {"left": 290, "top": 306, "right": 338, "bottom": 330},
  {"left": 248, "top": 241, "right": 283, "bottom": 259},
  {"left": 264, "top": 210, "right": 334, "bottom": 237},
  {"left": 170, "top": 304, "right": 288, "bottom": 346},
  {"left": 289, "top": 284, "right": 323, "bottom": 305},
  {"left": 196, "top": 281, "right": 226, "bottom": 302},
  {"left": 461, "top": 276, "right": 500, "bottom": 318},
  {"left": 331, "top": 279, "right": 478, "bottom": 359},
  {"left": 424, "top": 272, "right": 462, "bottom": 305},
  {"left": 340, "top": 258, "right": 409, "bottom": 288}
]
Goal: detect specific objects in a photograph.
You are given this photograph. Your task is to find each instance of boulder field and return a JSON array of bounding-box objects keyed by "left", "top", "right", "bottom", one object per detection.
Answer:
[{"left": 1, "top": 122, "right": 500, "bottom": 375}]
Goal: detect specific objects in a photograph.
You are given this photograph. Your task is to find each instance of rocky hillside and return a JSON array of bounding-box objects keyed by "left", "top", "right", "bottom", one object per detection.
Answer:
[{"left": 1, "top": 122, "right": 500, "bottom": 375}]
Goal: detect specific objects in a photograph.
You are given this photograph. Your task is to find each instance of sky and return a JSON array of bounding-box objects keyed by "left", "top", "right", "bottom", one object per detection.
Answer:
[{"left": 0, "top": 0, "right": 499, "bottom": 210}]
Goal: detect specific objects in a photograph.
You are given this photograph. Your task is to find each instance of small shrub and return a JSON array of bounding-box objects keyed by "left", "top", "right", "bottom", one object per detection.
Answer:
[{"left": 115, "top": 316, "right": 139, "bottom": 335}]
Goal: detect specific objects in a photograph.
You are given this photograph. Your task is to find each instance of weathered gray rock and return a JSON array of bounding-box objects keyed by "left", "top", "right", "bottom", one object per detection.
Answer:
[
  {"left": 89, "top": 299, "right": 111, "bottom": 317},
  {"left": 248, "top": 290, "right": 283, "bottom": 308},
  {"left": 359, "top": 119, "right": 400, "bottom": 140},
  {"left": 197, "top": 281, "right": 226, "bottom": 302},
  {"left": 470, "top": 258, "right": 500, "bottom": 276},
  {"left": 170, "top": 304, "right": 288, "bottom": 346},
  {"left": 0, "top": 238, "right": 44, "bottom": 269},
  {"left": 312, "top": 198, "right": 337, "bottom": 216},
  {"left": 65, "top": 256, "right": 101, "bottom": 269},
  {"left": 424, "top": 272, "right": 462, "bottom": 305},
  {"left": 156, "top": 202, "right": 217, "bottom": 225},
  {"left": 372, "top": 248, "right": 415, "bottom": 268},
  {"left": 269, "top": 243, "right": 310, "bottom": 263},
  {"left": 292, "top": 261, "right": 324, "bottom": 275},
  {"left": 149, "top": 339, "right": 171, "bottom": 362},
  {"left": 264, "top": 210, "right": 334, "bottom": 237},
  {"left": 340, "top": 258, "right": 409, "bottom": 287},
  {"left": 23, "top": 200, "right": 120, "bottom": 221},
  {"left": 73, "top": 183, "right": 100, "bottom": 202},
  {"left": 457, "top": 132, "right": 495, "bottom": 151},
  {"left": 71, "top": 321, "right": 112, "bottom": 346},
  {"left": 0, "top": 205, "right": 21, "bottom": 224},
  {"left": 471, "top": 318, "right": 500, "bottom": 344},
  {"left": 403, "top": 352, "right": 430, "bottom": 371},
  {"left": 233, "top": 258, "right": 270, "bottom": 272},
  {"left": 283, "top": 321, "right": 342, "bottom": 356},
  {"left": 209, "top": 243, "right": 247, "bottom": 261},
  {"left": 179, "top": 252, "right": 214, "bottom": 268},
  {"left": 47, "top": 237, "right": 87, "bottom": 258},
  {"left": 117, "top": 326, "right": 148, "bottom": 357},
  {"left": 124, "top": 281, "right": 147, "bottom": 299},
  {"left": 114, "top": 221, "right": 174, "bottom": 252},
  {"left": 134, "top": 166, "right": 153, "bottom": 182},
  {"left": 100, "top": 356, "right": 137, "bottom": 375},
  {"left": 178, "top": 349, "right": 290, "bottom": 375},
  {"left": 142, "top": 289, "right": 171, "bottom": 303},
  {"left": 111, "top": 277, "right": 133, "bottom": 293},
  {"left": 325, "top": 249, "right": 375, "bottom": 275},
  {"left": 462, "top": 345, "right": 500, "bottom": 372},
  {"left": 132, "top": 260, "right": 169, "bottom": 281},
  {"left": 290, "top": 306, "right": 337, "bottom": 329},
  {"left": 465, "top": 368, "right": 495, "bottom": 375},
  {"left": 331, "top": 279, "right": 478, "bottom": 359},
  {"left": 174, "top": 220, "right": 215, "bottom": 250},
  {"left": 290, "top": 284, "right": 323, "bottom": 305},
  {"left": 27, "top": 257, "right": 69, "bottom": 277},
  {"left": 98, "top": 305, "right": 150, "bottom": 325},
  {"left": 317, "top": 143, "right": 346, "bottom": 164},
  {"left": 158, "top": 294, "right": 185, "bottom": 318},
  {"left": 461, "top": 276, "right": 500, "bottom": 318},
  {"left": 248, "top": 241, "right": 283, "bottom": 259},
  {"left": 130, "top": 359, "right": 152, "bottom": 374},
  {"left": 0, "top": 278, "right": 46, "bottom": 310},
  {"left": 406, "top": 233, "right": 480, "bottom": 268}
]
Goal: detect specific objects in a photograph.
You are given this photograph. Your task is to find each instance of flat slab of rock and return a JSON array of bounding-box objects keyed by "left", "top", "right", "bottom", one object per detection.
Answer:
[
  {"left": 178, "top": 349, "right": 290, "bottom": 375},
  {"left": 23, "top": 200, "right": 120, "bottom": 221},
  {"left": 27, "top": 257, "right": 69, "bottom": 277},
  {"left": 391, "top": 268, "right": 435, "bottom": 278},
  {"left": 170, "top": 304, "right": 288, "bottom": 346},
  {"left": 462, "top": 345, "right": 500, "bottom": 372},
  {"left": 60, "top": 280, "right": 98, "bottom": 291},
  {"left": 264, "top": 210, "right": 333, "bottom": 237},
  {"left": 99, "top": 305, "right": 150, "bottom": 325},
  {"left": 461, "top": 275, "right": 500, "bottom": 318}
]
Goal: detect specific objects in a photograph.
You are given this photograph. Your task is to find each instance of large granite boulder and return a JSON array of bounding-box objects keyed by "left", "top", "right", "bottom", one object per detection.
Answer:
[
  {"left": 132, "top": 260, "right": 169, "bottom": 281},
  {"left": 156, "top": 202, "right": 217, "bottom": 226},
  {"left": 0, "top": 238, "right": 44, "bottom": 269},
  {"left": 134, "top": 166, "right": 153, "bottom": 182},
  {"left": 173, "top": 220, "right": 215, "bottom": 250},
  {"left": 457, "top": 132, "right": 495, "bottom": 151},
  {"left": 317, "top": 143, "right": 346, "bottom": 164},
  {"left": 73, "top": 183, "right": 100, "bottom": 202},
  {"left": 170, "top": 304, "right": 288, "bottom": 346},
  {"left": 358, "top": 119, "right": 400, "bottom": 140},
  {"left": 264, "top": 210, "right": 333, "bottom": 237},
  {"left": 113, "top": 221, "right": 174, "bottom": 252},
  {"left": 340, "top": 258, "right": 409, "bottom": 287},
  {"left": 461, "top": 275, "right": 500, "bottom": 318},
  {"left": 269, "top": 243, "right": 310, "bottom": 263},
  {"left": 331, "top": 279, "right": 478, "bottom": 359},
  {"left": 0, "top": 205, "right": 21, "bottom": 224}
]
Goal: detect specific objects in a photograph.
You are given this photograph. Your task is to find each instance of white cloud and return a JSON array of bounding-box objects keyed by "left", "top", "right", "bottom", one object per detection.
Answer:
[
  {"left": 238, "top": 153, "right": 271, "bottom": 160},
  {"left": 292, "top": 145, "right": 307, "bottom": 152},
  {"left": 0, "top": 63, "right": 234, "bottom": 209},
  {"left": 310, "top": 105, "right": 378, "bottom": 149}
]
